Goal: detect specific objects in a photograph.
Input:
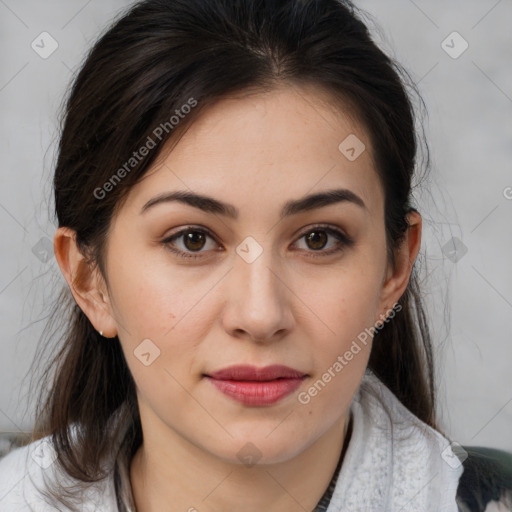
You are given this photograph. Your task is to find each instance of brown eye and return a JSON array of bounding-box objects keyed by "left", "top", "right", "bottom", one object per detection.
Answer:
[
  {"left": 183, "top": 231, "right": 207, "bottom": 251},
  {"left": 293, "top": 225, "right": 353, "bottom": 258},
  {"left": 162, "top": 227, "right": 218, "bottom": 260},
  {"left": 304, "top": 230, "right": 328, "bottom": 250}
]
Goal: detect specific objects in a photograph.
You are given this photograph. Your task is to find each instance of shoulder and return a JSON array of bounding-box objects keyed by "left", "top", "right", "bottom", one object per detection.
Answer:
[
  {"left": 0, "top": 436, "right": 54, "bottom": 510},
  {"left": 456, "top": 446, "right": 512, "bottom": 512},
  {"left": 0, "top": 436, "right": 117, "bottom": 511}
]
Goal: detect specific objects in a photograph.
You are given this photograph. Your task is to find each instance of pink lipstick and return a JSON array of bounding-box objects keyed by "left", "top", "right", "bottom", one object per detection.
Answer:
[{"left": 204, "top": 364, "right": 307, "bottom": 406}]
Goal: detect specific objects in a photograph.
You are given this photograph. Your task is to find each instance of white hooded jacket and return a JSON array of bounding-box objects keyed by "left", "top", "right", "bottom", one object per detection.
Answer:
[{"left": 1, "top": 371, "right": 504, "bottom": 511}]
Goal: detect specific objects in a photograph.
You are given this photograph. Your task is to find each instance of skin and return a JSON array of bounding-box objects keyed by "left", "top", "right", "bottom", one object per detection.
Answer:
[{"left": 54, "top": 83, "right": 421, "bottom": 512}]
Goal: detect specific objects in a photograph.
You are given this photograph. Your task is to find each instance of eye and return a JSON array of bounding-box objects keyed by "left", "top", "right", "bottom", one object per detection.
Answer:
[
  {"left": 162, "top": 224, "right": 353, "bottom": 260},
  {"left": 292, "top": 224, "right": 353, "bottom": 258},
  {"left": 162, "top": 227, "right": 219, "bottom": 260}
]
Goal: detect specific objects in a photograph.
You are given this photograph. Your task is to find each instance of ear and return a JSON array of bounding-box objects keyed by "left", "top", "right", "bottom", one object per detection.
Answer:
[
  {"left": 377, "top": 210, "right": 422, "bottom": 319},
  {"left": 53, "top": 227, "right": 118, "bottom": 338}
]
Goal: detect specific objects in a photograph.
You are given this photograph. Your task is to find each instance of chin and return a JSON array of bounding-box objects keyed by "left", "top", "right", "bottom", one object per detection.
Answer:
[{"left": 205, "top": 433, "right": 311, "bottom": 467}]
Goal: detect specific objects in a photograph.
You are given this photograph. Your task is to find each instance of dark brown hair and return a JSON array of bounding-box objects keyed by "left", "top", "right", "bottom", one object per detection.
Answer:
[{"left": 30, "top": 0, "right": 435, "bottom": 505}]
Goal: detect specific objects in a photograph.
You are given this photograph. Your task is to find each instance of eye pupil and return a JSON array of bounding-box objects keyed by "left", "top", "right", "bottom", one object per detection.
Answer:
[
  {"left": 306, "top": 230, "right": 327, "bottom": 250},
  {"left": 184, "top": 231, "right": 206, "bottom": 251}
]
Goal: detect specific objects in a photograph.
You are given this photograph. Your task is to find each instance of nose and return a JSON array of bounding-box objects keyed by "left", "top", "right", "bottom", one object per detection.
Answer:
[{"left": 220, "top": 246, "right": 294, "bottom": 344}]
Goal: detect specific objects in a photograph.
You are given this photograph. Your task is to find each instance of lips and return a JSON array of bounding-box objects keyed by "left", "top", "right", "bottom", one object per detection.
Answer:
[
  {"left": 207, "top": 364, "right": 307, "bottom": 381},
  {"left": 204, "top": 365, "right": 308, "bottom": 406}
]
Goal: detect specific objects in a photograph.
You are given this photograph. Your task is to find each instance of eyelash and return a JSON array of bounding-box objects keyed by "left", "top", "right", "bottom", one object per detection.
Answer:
[{"left": 161, "top": 224, "right": 353, "bottom": 260}]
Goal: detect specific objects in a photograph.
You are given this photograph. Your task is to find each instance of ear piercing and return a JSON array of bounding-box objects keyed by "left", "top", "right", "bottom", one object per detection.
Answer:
[{"left": 98, "top": 330, "right": 115, "bottom": 338}]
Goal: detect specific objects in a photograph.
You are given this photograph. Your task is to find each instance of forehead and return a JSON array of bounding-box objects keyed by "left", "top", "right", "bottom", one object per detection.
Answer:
[{"left": 124, "top": 84, "right": 384, "bottom": 221}]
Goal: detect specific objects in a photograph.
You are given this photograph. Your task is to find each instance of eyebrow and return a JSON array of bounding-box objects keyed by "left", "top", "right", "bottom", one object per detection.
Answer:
[{"left": 140, "top": 188, "right": 366, "bottom": 219}]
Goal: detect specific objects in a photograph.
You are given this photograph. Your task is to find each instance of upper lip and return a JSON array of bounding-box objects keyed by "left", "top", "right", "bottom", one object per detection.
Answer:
[{"left": 206, "top": 364, "right": 307, "bottom": 381}]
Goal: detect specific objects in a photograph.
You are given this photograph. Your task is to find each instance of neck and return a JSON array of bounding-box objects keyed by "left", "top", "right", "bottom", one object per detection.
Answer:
[{"left": 130, "top": 413, "right": 352, "bottom": 512}]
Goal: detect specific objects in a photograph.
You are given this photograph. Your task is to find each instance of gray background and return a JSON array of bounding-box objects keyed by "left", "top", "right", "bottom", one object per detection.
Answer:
[{"left": 0, "top": 0, "right": 511, "bottom": 450}]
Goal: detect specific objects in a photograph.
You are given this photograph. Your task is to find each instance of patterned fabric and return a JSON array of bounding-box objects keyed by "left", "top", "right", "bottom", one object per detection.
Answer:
[
  {"left": 321, "top": 371, "right": 463, "bottom": 512},
  {"left": 113, "top": 417, "right": 351, "bottom": 512}
]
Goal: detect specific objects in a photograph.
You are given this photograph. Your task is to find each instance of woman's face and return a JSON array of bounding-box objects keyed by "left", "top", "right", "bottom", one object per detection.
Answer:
[{"left": 83, "top": 84, "right": 414, "bottom": 465}]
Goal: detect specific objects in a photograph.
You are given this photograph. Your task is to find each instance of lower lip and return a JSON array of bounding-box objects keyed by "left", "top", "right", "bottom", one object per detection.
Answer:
[{"left": 205, "top": 376, "right": 306, "bottom": 406}]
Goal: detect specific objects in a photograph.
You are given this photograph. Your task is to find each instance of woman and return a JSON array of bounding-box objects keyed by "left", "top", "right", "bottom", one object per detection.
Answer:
[{"left": 0, "top": 0, "right": 510, "bottom": 510}]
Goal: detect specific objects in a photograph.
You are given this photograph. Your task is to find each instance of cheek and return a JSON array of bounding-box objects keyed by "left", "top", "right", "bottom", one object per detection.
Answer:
[
  {"left": 308, "top": 261, "right": 385, "bottom": 343},
  {"left": 107, "top": 252, "right": 221, "bottom": 399},
  {"left": 106, "top": 243, "right": 209, "bottom": 340},
  {"left": 301, "top": 251, "right": 386, "bottom": 392},
  {"left": 309, "top": 285, "right": 376, "bottom": 385},
  {"left": 296, "top": 272, "right": 381, "bottom": 428}
]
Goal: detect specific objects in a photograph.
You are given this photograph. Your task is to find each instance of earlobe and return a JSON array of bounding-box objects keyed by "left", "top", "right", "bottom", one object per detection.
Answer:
[
  {"left": 378, "top": 211, "right": 422, "bottom": 316},
  {"left": 53, "top": 227, "right": 118, "bottom": 338}
]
